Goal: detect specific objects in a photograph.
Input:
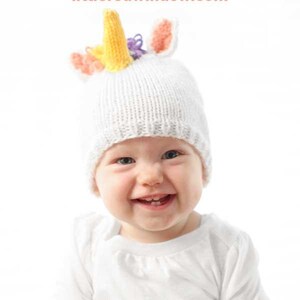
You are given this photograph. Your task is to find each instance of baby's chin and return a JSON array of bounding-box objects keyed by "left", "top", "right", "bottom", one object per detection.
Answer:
[{"left": 120, "top": 218, "right": 193, "bottom": 243}]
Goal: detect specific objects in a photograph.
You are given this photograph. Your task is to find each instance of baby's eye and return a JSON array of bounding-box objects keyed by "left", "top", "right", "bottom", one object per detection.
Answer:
[
  {"left": 116, "top": 150, "right": 181, "bottom": 165},
  {"left": 162, "top": 150, "right": 181, "bottom": 160},
  {"left": 116, "top": 157, "right": 135, "bottom": 165}
]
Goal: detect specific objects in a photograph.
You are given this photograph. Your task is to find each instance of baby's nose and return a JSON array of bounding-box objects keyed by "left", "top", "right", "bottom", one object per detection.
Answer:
[{"left": 137, "top": 163, "right": 163, "bottom": 186}]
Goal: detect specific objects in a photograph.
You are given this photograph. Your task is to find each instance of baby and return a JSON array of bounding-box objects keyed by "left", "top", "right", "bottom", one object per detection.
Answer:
[{"left": 55, "top": 9, "right": 269, "bottom": 300}]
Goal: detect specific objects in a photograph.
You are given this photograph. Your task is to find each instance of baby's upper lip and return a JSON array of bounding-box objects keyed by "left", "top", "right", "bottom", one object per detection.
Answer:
[{"left": 132, "top": 193, "right": 171, "bottom": 200}]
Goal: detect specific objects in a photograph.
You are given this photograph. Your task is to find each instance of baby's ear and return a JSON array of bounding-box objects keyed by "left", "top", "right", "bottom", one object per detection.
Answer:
[
  {"left": 147, "top": 18, "right": 178, "bottom": 57},
  {"left": 92, "top": 177, "right": 101, "bottom": 198}
]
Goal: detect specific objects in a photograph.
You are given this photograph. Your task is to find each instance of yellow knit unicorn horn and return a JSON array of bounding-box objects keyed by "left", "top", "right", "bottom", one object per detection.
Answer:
[
  {"left": 104, "top": 9, "right": 133, "bottom": 71},
  {"left": 88, "top": 9, "right": 133, "bottom": 72}
]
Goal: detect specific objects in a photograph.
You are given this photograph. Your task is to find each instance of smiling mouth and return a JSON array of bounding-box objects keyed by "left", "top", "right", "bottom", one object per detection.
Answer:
[{"left": 132, "top": 194, "right": 172, "bottom": 206}]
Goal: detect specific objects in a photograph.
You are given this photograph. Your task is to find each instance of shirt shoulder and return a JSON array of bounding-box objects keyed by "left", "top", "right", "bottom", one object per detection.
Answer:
[
  {"left": 73, "top": 211, "right": 118, "bottom": 242},
  {"left": 205, "top": 214, "right": 258, "bottom": 263},
  {"left": 206, "top": 213, "right": 244, "bottom": 249},
  {"left": 204, "top": 214, "right": 269, "bottom": 299},
  {"left": 200, "top": 214, "right": 255, "bottom": 271},
  {"left": 54, "top": 212, "right": 109, "bottom": 299},
  {"left": 212, "top": 223, "right": 268, "bottom": 298},
  {"left": 72, "top": 212, "right": 118, "bottom": 266},
  {"left": 207, "top": 214, "right": 259, "bottom": 274}
]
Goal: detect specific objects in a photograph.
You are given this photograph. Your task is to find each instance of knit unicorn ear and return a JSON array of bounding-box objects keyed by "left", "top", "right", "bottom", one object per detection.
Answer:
[
  {"left": 147, "top": 18, "right": 178, "bottom": 57},
  {"left": 70, "top": 9, "right": 133, "bottom": 78}
]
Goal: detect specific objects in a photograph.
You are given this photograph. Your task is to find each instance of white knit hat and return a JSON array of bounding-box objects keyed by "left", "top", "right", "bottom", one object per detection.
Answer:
[{"left": 71, "top": 9, "right": 212, "bottom": 195}]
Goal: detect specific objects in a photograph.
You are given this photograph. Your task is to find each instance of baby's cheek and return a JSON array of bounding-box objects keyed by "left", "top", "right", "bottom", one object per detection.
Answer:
[
  {"left": 170, "top": 163, "right": 202, "bottom": 191},
  {"left": 110, "top": 174, "right": 132, "bottom": 193},
  {"left": 168, "top": 164, "right": 190, "bottom": 178}
]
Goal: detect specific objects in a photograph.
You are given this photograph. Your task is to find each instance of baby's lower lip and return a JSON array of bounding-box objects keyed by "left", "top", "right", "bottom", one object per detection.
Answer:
[{"left": 131, "top": 194, "right": 176, "bottom": 211}]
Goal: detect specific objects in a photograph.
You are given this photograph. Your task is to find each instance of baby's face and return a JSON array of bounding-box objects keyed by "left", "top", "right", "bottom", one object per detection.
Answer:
[{"left": 94, "top": 136, "right": 204, "bottom": 243}]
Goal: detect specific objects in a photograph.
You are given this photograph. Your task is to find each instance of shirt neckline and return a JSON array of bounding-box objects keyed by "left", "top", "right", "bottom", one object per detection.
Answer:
[{"left": 107, "top": 213, "right": 214, "bottom": 256}]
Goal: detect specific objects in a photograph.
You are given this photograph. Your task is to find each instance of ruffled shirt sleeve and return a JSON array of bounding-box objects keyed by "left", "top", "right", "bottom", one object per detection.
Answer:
[
  {"left": 53, "top": 215, "right": 94, "bottom": 300},
  {"left": 220, "top": 231, "right": 270, "bottom": 300}
]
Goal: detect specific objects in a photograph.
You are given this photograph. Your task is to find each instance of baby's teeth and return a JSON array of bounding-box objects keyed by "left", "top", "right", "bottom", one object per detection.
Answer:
[{"left": 141, "top": 196, "right": 162, "bottom": 201}]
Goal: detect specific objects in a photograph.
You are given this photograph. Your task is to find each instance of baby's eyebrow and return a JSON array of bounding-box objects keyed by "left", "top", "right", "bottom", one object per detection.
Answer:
[
  {"left": 109, "top": 142, "right": 188, "bottom": 155},
  {"left": 105, "top": 147, "right": 132, "bottom": 158},
  {"left": 109, "top": 145, "right": 131, "bottom": 152}
]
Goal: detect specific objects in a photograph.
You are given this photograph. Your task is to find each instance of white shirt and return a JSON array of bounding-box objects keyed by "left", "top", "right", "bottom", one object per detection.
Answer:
[{"left": 54, "top": 212, "right": 269, "bottom": 300}]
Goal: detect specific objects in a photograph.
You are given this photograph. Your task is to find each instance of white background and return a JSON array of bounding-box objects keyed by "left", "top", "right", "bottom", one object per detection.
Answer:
[{"left": 0, "top": 0, "right": 299, "bottom": 299}]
